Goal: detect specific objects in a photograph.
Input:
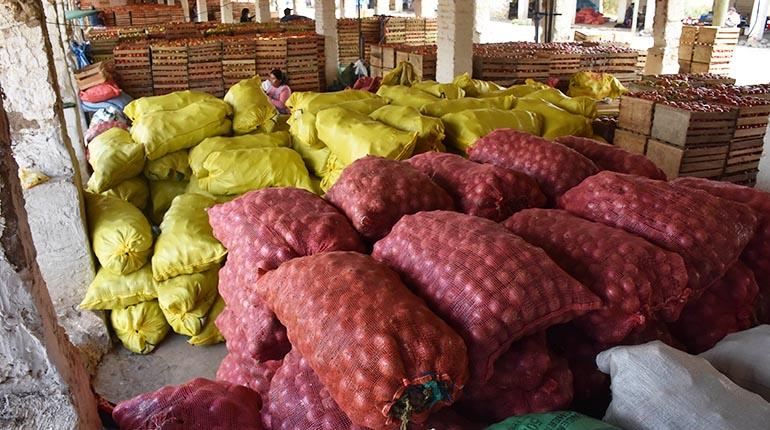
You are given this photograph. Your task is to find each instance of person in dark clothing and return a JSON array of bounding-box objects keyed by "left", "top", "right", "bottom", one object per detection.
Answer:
[
  {"left": 280, "top": 8, "right": 310, "bottom": 22},
  {"left": 240, "top": 8, "right": 254, "bottom": 23}
]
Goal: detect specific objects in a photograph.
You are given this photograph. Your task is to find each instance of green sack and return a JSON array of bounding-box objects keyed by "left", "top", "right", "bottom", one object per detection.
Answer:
[
  {"left": 131, "top": 98, "right": 233, "bottom": 160},
  {"left": 486, "top": 411, "right": 621, "bottom": 430},
  {"left": 86, "top": 128, "right": 145, "bottom": 193},
  {"left": 316, "top": 107, "right": 417, "bottom": 166},
  {"left": 86, "top": 193, "right": 153, "bottom": 275},
  {"left": 420, "top": 95, "right": 516, "bottom": 117},
  {"left": 514, "top": 98, "right": 593, "bottom": 139},
  {"left": 149, "top": 180, "right": 188, "bottom": 225},
  {"left": 441, "top": 108, "right": 543, "bottom": 153},
  {"left": 286, "top": 89, "right": 378, "bottom": 114},
  {"left": 224, "top": 76, "right": 278, "bottom": 135},
  {"left": 143, "top": 150, "right": 191, "bottom": 182},
  {"left": 151, "top": 193, "right": 227, "bottom": 282},
  {"left": 102, "top": 176, "right": 149, "bottom": 210},
  {"left": 111, "top": 300, "right": 170, "bottom": 354},
  {"left": 197, "top": 147, "right": 314, "bottom": 196},
  {"left": 522, "top": 88, "right": 598, "bottom": 119},
  {"left": 80, "top": 264, "right": 156, "bottom": 310},
  {"left": 189, "top": 132, "right": 292, "bottom": 177},
  {"left": 188, "top": 295, "right": 225, "bottom": 346},
  {"left": 453, "top": 73, "right": 504, "bottom": 97},
  {"left": 411, "top": 80, "right": 466, "bottom": 100},
  {"left": 369, "top": 105, "right": 446, "bottom": 154},
  {"left": 376, "top": 85, "right": 441, "bottom": 110},
  {"left": 123, "top": 90, "right": 224, "bottom": 122},
  {"left": 289, "top": 111, "right": 331, "bottom": 177},
  {"left": 157, "top": 267, "right": 219, "bottom": 337}
]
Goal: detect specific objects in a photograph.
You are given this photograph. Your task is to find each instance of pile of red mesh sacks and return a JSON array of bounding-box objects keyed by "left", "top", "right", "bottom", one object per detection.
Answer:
[{"left": 575, "top": 8, "right": 607, "bottom": 25}]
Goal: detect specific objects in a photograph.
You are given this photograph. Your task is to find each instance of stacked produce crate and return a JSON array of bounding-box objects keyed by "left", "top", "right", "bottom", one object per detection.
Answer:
[
  {"left": 222, "top": 36, "right": 257, "bottom": 88},
  {"left": 382, "top": 16, "right": 406, "bottom": 44},
  {"left": 473, "top": 46, "right": 550, "bottom": 87},
  {"left": 722, "top": 101, "right": 770, "bottom": 185},
  {"left": 74, "top": 61, "right": 111, "bottom": 91},
  {"left": 615, "top": 95, "right": 655, "bottom": 155},
  {"left": 188, "top": 39, "right": 224, "bottom": 97},
  {"left": 255, "top": 36, "right": 288, "bottom": 78},
  {"left": 679, "top": 25, "right": 739, "bottom": 75},
  {"left": 87, "top": 28, "right": 120, "bottom": 62},
  {"left": 404, "top": 18, "right": 426, "bottom": 45},
  {"left": 371, "top": 44, "right": 436, "bottom": 79},
  {"left": 101, "top": 4, "right": 185, "bottom": 26},
  {"left": 337, "top": 18, "right": 362, "bottom": 65},
  {"left": 164, "top": 22, "right": 203, "bottom": 40},
  {"left": 150, "top": 41, "right": 189, "bottom": 95},
  {"left": 113, "top": 42, "right": 153, "bottom": 97},
  {"left": 286, "top": 35, "right": 322, "bottom": 91},
  {"left": 424, "top": 18, "right": 438, "bottom": 44}
]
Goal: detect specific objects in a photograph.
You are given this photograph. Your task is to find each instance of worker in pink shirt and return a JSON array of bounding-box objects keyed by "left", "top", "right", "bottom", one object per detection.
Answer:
[{"left": 264, "top": 69, "right": 291, "bottom": 114}]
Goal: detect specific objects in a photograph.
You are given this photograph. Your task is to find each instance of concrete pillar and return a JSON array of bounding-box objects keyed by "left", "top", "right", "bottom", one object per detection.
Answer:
[
  {"left": 178, "top": 0, "right": 191, "bottom": 22},
  {"left": 256, "top": 0, "right": 271, "bottom": 21},
  {"left": 712, "top": 0, "right": 729, "bottom": 27},
  {"left": 316, "top": 0, "right": 339, "bottom": 85},
  {"left": 221, "top": 0, "right": 234, "bottom": 22},
  {"left": 2, "top": 0, "right": 111, "bottom": 374},
  {"left": 197, "top": 0, "right": 208, "bottom": 21},
  {"left": 631, "top": 0, "right": 640, "bottom": 31},
  {"left": 645, "top": 0, "right": 684, "bottom": 74},
  {"left": 394, "top": 0, "right": 403, "bottom": 12},
  {"left": 553, "top": 0, "right": 577, "bottom": 41},
  {"left": 341, "top": 0, "right": 358, "bottom": 17},
  {"left": 436, "top": 0, "right": 474, "bottom": 83},
  {"left": 644, "top": 0, "right": 655, "bottom": 31},
  {"left": 748, "top": 0, "right": 770, "bottom": 42},
  {"left": 617, "top": 0, "right": 628, "bottom": 20},
  {"left": 473, "top": 0, "right": 490, "bottom": 43},
  {"left": 518, "top": 0, "right": 529, "bottom": 20},
  {"left": 167, "top": 0, "right": 175, "bottom": 5},
  {"left": 376, "top": 0, "right": 390, "bottom": 14},
  {"left": 414, "top": 0, "right": 423, "bottom": 16},
  {"left": 423, "top": 0, "right": 438, "bottom": 18}
]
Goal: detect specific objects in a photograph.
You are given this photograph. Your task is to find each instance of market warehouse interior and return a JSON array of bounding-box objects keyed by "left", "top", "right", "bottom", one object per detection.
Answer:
[{"left": 2, "top": 0, "right": 770, "bottom": 428}]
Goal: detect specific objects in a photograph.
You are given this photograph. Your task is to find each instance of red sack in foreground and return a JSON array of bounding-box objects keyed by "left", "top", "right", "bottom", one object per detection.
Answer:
[
  {"left": 669, "top": 262, "right": 759, "bottom": 354},
  {"left": 268, "top": 350, "right": 483, "bottom": 430},
  {"left": 673, "top": 177, "right": 770, "bottom": 323},
  {"left": 216, "top": 261, "right": 290, "bottom": 361},
  {"left": 468, "top": 129, "right": 599, "bottom": 201},
  {"left": 209, "top": 188, "right": 365, "bottom": 288},
  {"left": 326, "top": 156, "right": 454, "bottom": 241},
  {"left": 112, "top": 378, "right": 264, "bottom": 430},
  {"left": 459, "top": 332, "right": 573, "bottom": 422},
  {"left": 372, "top": 211, "right": 600, "bottom": 384},
  {"left": 85, "top": 120, "right": 128, "bottom": 143},
  {"left": 503, "top": 209, "right": 691, "bottom": 343},
  {"left": 353, "top": 75, "right": 382, "bottom": 93},
  {"left": 559, "top": 171, "right": 758, "bottom": 296},
  {"left": 554, "top": 135, "right": 666, "bottom": 180},
  {"left": 406, "top": 152, "right": 546, "bottom": 222},
  {"left": 79, "top": 80, "right": 122, "bottom": 103},
  {"left": 257, "top": 252, "right": 469, "bottom": 429}
]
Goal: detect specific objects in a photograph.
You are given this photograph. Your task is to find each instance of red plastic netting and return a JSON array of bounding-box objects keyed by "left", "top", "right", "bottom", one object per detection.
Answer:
[
  {"left": 406, "top": 152, "right": 546, "bottom": 222},
  {"left": 558, "top": 171, "right": 758, "bottom": 296},
  {"left": 372, "top": 210, "right": 600, "bottom": 384},
  {"left": 256, "top": 251, "right": 469, "bottom": 429},
  {"left": 673, "top": 177, "right": 770, "bottom": 323},
  {"left": 112, "top": 378, "right": 264, "bottom": 430},
  {"left": 554, "top": 135, "right": 666, "bottom": 180},
  {"left": 216, "top": 353, "right": 282, "bottom": 405},
  {"left": 325, "top": 156, "right": 455, "bottom": 241},
  {"left": 502, "top": 208, "right": 691, "bottom": 343},
  {"left": 468, "top": 129, "right": 599, "bottom": 201},
  {"left": 669, "top": 262, "right": 759, "bottom": 354},
  {"left": 458, "top": 332, "right": 573, "bottom": 422}
]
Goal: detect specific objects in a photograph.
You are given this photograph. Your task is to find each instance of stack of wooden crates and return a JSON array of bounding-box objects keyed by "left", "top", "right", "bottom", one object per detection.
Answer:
[
  {"left": 679, "top": 25, "right": 739, "bottom": 75},
  {"left": 369, "top": 45, "right": 436, "bottom": 80}
]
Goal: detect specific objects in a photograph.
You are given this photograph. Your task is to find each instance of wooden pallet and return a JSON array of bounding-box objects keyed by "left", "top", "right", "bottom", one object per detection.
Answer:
[
  {"left": 618, "top": 96, "right": 655, "bottom": 135},
  {"left": 613, "top": 128, "right": 648, "bottom": 154},
  {"left": 646, "top": 139, "right": 728, "bottom": 180},
  {"left": 650, "top": 104, "right": 737, "bottom": 147}
]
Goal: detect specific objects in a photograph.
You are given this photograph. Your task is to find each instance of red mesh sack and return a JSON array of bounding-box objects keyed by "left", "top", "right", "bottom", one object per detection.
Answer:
[
  {"left": 256, "top": 251, "right": 470, "bottom": 429},
  {"left": 502, "top": 208, "right": 691, "bottom": 343},
  {"left": 558, "top": 171, "right": 758, "bottom": 296},
  {"left": 85, "top": 120, "right": 128, "bottom": 143},
  {"left": 268, "top": 350, "right": 483, "bottom": 430},
  {"left": 669, "top": 262, "right": 759, "bottom": 354},
  {"left": 353, "top": 76, "right": 382, "bottom": 93},
  {"left": 468, "top": 129, "right": 599, "bottom": 201},
  {"left": 672, "top": 177, "right": 770, "bottom": 323},
  {"left": 112, "top": 378, "right": 265, "bottom": 430},
  {"left": 554, "top": 135, "right": 666, "bottom": 180},
  {"left": 372, "top": 211, "right": 601, "bottom": 384},
  {"left": 458, "top": 332, "right": 573, "bottom": 422},
  {"left": 406, "top": 152, "right": 546, "bottom": 222},
  {"left": 209, "top": 187, "right": 365, "bottom": 288},
  {"left": 216, "top": 353, "right": 282, "bottom": 400},
  {"left": 325, "top": 156, "right": 455, "bottom": 241}
]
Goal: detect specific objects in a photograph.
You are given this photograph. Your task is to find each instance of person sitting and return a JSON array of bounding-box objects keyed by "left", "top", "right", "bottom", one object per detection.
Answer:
[
  {"left": 280, "top": 8, "right": 310, "bottom": 22},
  {"left": 240, "top": 8, "right": 254, "bottom": 23},
  {"left": 264, "top": 69, "right": 291, "bottom": 114},
  {"left": 725, "top": 7, "right": 741, "bottom": 28}
]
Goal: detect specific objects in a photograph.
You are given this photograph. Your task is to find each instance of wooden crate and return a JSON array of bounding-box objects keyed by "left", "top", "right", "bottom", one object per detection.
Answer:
[
  {"left": 546, "top": 52, "right": 581, "bottom": 78},
  {"left": 696, "top": 26, "right": 740, "bottom": 46},
  {"left": 222, "top": 59, "right": 256, "bottom": 87},
  {"left": 618, "top": 96, "right": 655, "bottom": 135},
  {"left": 645, "top": 139, "right": 728, "bottom": 180},
  {"left": 409, "top": 52, "right": 436, "bottom": 80},
  {"left": 74, "top": 62, "right": 111, "bottom": 90},
  {"left": 733, "top": 104, "right": 770, "bottom": 140},
  {"left": 678, "top": 44, "right": 693, "bottom": 63},
  {"left": 725, "top": 138, "right": 764, "bottom": 176},
  {"left": 721, "top": 169, "right": 758, "bottom": 186},
  {"left": 382, "top": 46, "right": 397, "bottom": 69},
  {"left": 370, "top": 44, "right": 384, "bottom": 67},
  {"left": 650, "top": 104, "right": 737, "bottom": 147},
  {"left": 692, "top": 45, "right": 736, "bottom": 64},
  {"left": 613, "top": 128, "right": 648, "bottom": 154},
  {"left": 680, "top": 26, "right": 699, "bottom": 45}
]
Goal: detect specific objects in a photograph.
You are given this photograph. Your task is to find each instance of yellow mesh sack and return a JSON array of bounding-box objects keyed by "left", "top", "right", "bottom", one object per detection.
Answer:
[
  {"left": 189, "top": 132, "right": 291, "bottom": 176},
  {"left": 369, "top": 105, "right": 446, "bottom": 154},
  {"left": 157, "top": 267, "right": 219, "bottom": 337},
  {"left": 376, "top": 85, "right": 441, "bottom": 110},
  {"left": 123, "top": 90, "right": 224, "bottom": 122},
  {"left": 148, "top": 180, "right": 188, "bottom": 225},
  {"left": 420, "top": 96, "right": 516, "bottom": 117},
  {"left": 441, "top": 108, "right": 543, "bottom": 153},
  {"left": 80, "top": 264, "right": 156, "bottom": 310},
  {"left": 111, "top": 300, "right": 170, "bottom": 354},
  {"left": 224, "top": 76, "right": 278, "bottom": 135},
  {"left": 188, "top": 295, "right": 225, "bottom": 346},
  {"left": 143, "top": 150, "right": 191, "bottom": 182},
  {"left": 102, "top": 176, "right": 149, "bottom": 210},
  {"left": 514, "top": 98, "right": 593, "bottom": 139},
  {"left": 86, "top": 128, "right": 145, "bottom": 193}
]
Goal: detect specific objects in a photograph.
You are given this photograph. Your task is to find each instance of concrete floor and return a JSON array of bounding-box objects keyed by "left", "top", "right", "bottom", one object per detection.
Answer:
[{"left": 94, "top": 334, "right": 227, "bottom": 403}]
